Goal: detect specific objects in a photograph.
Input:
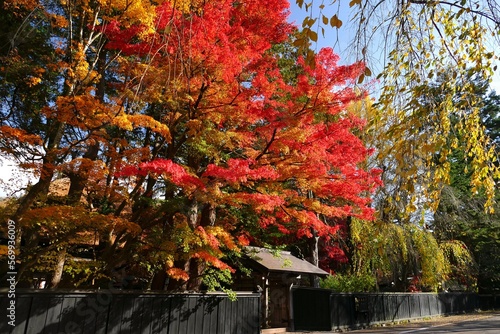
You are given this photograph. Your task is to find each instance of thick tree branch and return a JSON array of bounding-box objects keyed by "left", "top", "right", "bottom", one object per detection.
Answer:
[{"left": 255, "top": 128, "right": 277, "bottom": 161}]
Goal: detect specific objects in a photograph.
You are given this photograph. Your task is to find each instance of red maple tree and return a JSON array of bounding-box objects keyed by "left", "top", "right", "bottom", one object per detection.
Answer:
[
  {"left": 1, "top": 0, "right": 380, "bottom": 290},
  {"left": 109, "top": 1, "right": 381, "bottom": 289}
]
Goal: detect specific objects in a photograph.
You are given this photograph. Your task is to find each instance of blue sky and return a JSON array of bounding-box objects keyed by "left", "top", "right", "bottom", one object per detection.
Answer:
[
  {"left": 288, "top": 1, "right": 355, "bottom": 60},
  {"left": 287, "top": 0, "right": 387, "bottom": 98},
  {"left": 287, "top": 0, "right": 500, "bottom": 93}
]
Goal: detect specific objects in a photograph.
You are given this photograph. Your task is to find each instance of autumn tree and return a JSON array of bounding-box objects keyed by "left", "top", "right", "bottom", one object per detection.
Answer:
[
  {"left": 293, "top": 1, "right": 500, "bottom": 292},
  {"left": 1, "top": 0, "right": 380, "bottom": 291},
  {"left": 342, "top": 76, "right": 497, "bottom": 293},
  {"left": 110, "top": 0, "right": 380, "bottom": 289},
  {"left": 432, "top": 84, "right": 500, "bottom": 292},
  {"left": 0, "top": 0, "right": 184, "bottom": 287},
  {"left": 318, "top": 215, "right": 454, "bottom": 292},
  {"left": 296, "top": 0, "right": 500, "bottom": 219}
]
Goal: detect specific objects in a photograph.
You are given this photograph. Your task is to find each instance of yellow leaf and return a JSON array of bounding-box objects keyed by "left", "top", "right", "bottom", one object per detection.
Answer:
[
  {"left": 349, "top": 0, "right": 362, "bottom": 7},
  {"left": 322, "top": 15, "right": 329, "bottom": 25},
  {"left": 308, "top": 29, "right": 318, "bottom": 42},
  {"left": 330, "top": 15, "right": 342, "bottom": 28}
]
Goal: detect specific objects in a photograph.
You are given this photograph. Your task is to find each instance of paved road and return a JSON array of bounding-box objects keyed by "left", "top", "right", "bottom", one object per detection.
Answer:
[{"left": 349, "top": 312, "right": 500, "bottom": 333}]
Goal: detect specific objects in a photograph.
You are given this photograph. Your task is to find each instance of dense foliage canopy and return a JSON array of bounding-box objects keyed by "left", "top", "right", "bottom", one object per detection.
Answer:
[
  {"left": 0, "top": 0, "right": 380, "bottom": 290},
  {"left": 298, "top": 0, "right": 500, "bottom": 292},
  {"left": 296, "top": 0, "right": 500, "bottom": 216}
]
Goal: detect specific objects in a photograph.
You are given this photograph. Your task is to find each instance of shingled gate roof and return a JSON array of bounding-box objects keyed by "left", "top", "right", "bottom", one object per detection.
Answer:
[{"left": 244, "top": 246, "right": 329, "bottom": 276}]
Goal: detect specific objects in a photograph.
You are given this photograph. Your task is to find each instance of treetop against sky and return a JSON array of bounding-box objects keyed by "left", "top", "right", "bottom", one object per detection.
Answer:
[
  {"left": 289, "top": 0, "right": 500, "bottom": 93},
  {"left": 0, "top": 0, "right": 385, "bottom": 288}
]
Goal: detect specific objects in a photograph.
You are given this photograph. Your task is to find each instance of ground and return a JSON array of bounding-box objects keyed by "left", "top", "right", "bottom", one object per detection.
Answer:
[{"left": 289, "top": 310, "right": 498, "bottom": 333}]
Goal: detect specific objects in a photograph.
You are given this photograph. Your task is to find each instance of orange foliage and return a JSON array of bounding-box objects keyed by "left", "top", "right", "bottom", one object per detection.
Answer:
[
  {"left": 0, "top": 126, "right": 42, "bottom": 147},
  {"left": 1, "top": 0, "right": 380, "bottom": 290},
  {"left": 166, "top": 268, "right": 189, "bottom": 281},
  {"left": 3, "top": 0, "right": 39, "bottom": 12},
  {"left": 192, "top": 251, "right": 235, "bottom": 273}
]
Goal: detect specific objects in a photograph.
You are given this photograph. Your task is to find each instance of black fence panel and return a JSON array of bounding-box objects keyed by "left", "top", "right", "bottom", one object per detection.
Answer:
[
  {"left": 367, "top": 293, "right": 385, "bottom": 324},
  {"left": 292, "top": 289, "right": 494, "bottom": 331},
  {"left": 479, "top": 294, "right": 500, "bottom": 310},
  {"left": 330, "top": 293, "right": 354, "bottom": 329},
  {"left": 292, "top": 287, "right": 332, "bottom": 331},
  {"left": 420, "top": 294, "right": 432, "bottom": 317},
  {"left": 0, "top": 290, "right": 260, "bottom": 334}
]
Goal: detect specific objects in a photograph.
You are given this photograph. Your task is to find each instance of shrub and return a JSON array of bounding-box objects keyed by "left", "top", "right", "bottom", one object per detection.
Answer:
[{"left": 320, "top": 273, "right": 377, "bottom": 292}]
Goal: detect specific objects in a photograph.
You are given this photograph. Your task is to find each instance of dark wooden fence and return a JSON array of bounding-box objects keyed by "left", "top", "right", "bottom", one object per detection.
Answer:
[
  {"left": 479, "top": 294, "right": 500, "bottom": 311},
  {"left": 0, "top": 290, "right": 261, "bottom": 334},
  {"left": 292, "top": 288, "right": 498, "bottom": 331}
]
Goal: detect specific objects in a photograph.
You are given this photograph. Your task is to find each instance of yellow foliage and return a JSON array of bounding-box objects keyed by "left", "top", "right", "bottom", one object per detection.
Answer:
[
  {"left": 96, "top": 0, "right": 158, "bottom": 34},
  {"left": 440, "top": 240, "right": 475, "bottom": 270},
  {"left": 301, "top": 0, "right": 500, "bottom": 217},
  {"left": 411, "top": 228, "right": 449, "bottom": 287},
  {"left": 25, "top": 76, "right": 42, "bottom": 86},
  {"left": 113, "top": 114, "right": 134, "bottom": 131},
  {"left": 351, "top": 219, "right": 450, "bottom": 290},
  {"left": 73, "top": 45, "right": 92, "bottom": 82},
  {"left": 3, "top": 0, "right": 39, "bottom": 12},
  {"left": 53, "top": 94, "right": 119, "bottom": 129},
  {"left": 120, "top": 114, "right": 172, "bottom": 142},
  {"left": 49, "top": 14, "right": 69, "bottom": 28},
  {"left": 171, "top": 0, "right": 206, "bottom": 13},
  {"left": 127, "top": 115, "right": 172, "bottom": 141}
]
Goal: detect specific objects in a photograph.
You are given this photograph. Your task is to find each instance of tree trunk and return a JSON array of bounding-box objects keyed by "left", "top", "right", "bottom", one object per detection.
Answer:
[
  {"left": 344, "top": 216, "right": 355, "bottom": 272},
  {"left": 150, "top": 266, "right": 167, "bottom": 290},
  {"left": 12, "top": 122, "right": 66, "bottom": 282},
  {"left": 186, "top": 258, "right": 204, "bottom": 291},
  {"left": 50, "top": 247, "right": 67, "bottom": 288},
  {"left": 200, "top": 203, "right": 216, "bottom": 227},
  {"left": 187, "top": 198, "right": 199, "bottom": 229},
  {"left": 187, "top": 204, "right": 216, "bottom": 291},
  {"left": 309, "top": 228, "right": 320, "bottom": 288},
  {"left": 67, "top": 143, "right": 99, "bottom": 205},
  {"left": 67, "top": 49, "right": 106, "bottom": 206}
]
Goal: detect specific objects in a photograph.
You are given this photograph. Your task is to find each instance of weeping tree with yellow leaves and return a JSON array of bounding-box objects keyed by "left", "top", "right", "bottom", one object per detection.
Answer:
[
  {"left": 320, "top": 73, "right": 485, "bottom": 292},
  {"left": 300, "top": 0, "right": 499, "bottom": 292},
  {"left": 296, "top": 0, "right": 500, "bottom": 219},
  {"left": 275, "top": 0, "right": 499, "bottom": 293},
  {"left": 328, "top": 217, "right": 474, "bottom": 292}
]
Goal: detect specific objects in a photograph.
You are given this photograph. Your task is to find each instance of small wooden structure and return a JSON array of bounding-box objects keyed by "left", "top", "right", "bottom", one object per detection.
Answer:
[{"left": 232, "top": 246, "right": 329, "bottom": 330}]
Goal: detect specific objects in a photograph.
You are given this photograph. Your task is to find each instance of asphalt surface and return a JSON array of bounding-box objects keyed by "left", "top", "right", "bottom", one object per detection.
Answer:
[{"left": 348, "top": 312, "right": 500, "bottom": 333}]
